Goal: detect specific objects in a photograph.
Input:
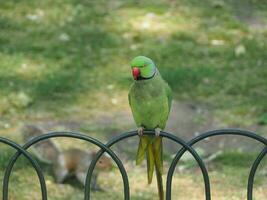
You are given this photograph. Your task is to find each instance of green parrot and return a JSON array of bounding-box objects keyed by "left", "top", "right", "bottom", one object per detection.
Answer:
[{"left": 128, "top": 56, "right": 172, "bottom": 200}]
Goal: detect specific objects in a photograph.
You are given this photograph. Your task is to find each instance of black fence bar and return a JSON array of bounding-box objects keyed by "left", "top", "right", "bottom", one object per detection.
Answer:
[
  {"left": 166, "top": 129, "right": 267, "bottom": 200},
  {"left": 0, "top": 137, "right": 47, "bottom": 200},
  {"left": 247, "top": 147, "right": 267, "bottom": 200},
  {"left": 86, "top": 130, "right": 210, "bottom": 200},
  {"left": 3, "top": 132, "right": 129, "bottom": 200},
  {"left": 0, "top": 128, "right": 266, "bottom": 200}
]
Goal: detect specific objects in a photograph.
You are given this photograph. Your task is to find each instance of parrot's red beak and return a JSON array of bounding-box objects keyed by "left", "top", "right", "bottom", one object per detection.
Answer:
[{"left": 132, "top": 67, "right": 140, "bottom": 80}]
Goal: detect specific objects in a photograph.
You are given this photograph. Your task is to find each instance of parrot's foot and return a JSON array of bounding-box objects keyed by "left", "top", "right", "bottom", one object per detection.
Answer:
[
  {"left": 137, "top": 127, "right": 144, "bottom": 136},
  {"left": 155, "top": 128, "right": 161, "bottom": 137}
]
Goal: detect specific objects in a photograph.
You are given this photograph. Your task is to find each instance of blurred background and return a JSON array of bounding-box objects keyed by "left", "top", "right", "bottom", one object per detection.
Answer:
[{"left": 0, "top": 0, "right": 266, "bottom": 199}]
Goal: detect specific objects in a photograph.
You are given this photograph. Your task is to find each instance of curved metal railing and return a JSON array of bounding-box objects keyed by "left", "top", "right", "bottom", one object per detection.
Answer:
[{"left": 0, "top": 128, "right": 266, "bottom": 200}]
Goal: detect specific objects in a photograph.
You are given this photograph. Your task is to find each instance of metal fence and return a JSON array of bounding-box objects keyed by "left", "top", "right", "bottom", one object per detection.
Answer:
[{"left": 0, "top": 128, "right": 266, "bottom": 200}]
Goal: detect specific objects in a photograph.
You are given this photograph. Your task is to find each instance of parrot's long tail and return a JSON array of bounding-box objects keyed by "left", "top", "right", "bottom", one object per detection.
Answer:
[
  {"left": 153, "top": 137, "right": 164, "bottom": 200},
  {"left": 136, "top": 136, "right": 164, "bottom": 200}
]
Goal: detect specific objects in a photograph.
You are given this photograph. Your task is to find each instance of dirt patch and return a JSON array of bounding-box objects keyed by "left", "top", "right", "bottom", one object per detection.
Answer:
[
  {"left": 34, "top": 101, "right": 267, "bottom": 157},
  {"left": 230, "top": 0, "right": 267, "bottom": 29}
]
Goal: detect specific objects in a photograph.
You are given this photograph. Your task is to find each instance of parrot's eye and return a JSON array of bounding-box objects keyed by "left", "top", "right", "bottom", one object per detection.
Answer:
[{"left": 140, "top": 64, "right": 146, "bottom": 68}]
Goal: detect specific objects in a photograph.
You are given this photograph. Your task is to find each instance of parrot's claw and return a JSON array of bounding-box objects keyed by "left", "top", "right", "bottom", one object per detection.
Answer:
[
  {"left": 155, "top": 128, "right": 161, "bottom": 137},
  {"left": 137, "top": 127, "right": 144, "bottom": 136}
]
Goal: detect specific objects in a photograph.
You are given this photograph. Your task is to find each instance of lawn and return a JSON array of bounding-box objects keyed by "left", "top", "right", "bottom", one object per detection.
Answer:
[{"left": 0, "top": 0, "right": 266, "bottom": 199}]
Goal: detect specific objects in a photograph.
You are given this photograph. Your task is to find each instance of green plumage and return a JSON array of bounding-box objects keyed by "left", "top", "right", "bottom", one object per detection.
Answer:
[
  {"left": 128, "top": 57, "right": 172, "bottom": 200},
  {"left": 129, "top": 73, "right": 172, "bottom": 129}
]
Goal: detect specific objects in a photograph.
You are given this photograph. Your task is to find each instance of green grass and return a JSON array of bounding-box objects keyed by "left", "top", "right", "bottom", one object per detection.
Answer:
[
  {"left": 212, "top": 151, "right": 267, "bottom": 187},
  {"left": 0, "top": 0, "right": 266, "bottom": 121},
  {"left": 0, "top": 0, "right": 266, "bottom": 199}
]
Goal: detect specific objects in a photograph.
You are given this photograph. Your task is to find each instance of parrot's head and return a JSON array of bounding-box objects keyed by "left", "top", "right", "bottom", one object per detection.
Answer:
[{"left": 130, "top": 56, "right": 156, "bottom": 81}]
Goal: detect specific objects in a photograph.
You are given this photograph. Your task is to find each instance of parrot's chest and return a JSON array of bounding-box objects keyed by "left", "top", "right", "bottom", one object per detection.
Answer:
[{"left": 130, "top": 81, "right": 169, "bottom": 129}]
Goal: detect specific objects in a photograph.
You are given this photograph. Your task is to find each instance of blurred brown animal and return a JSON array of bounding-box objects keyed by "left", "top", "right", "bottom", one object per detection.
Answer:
[{"left": 22, "top": 124, "right": 113, "bottom": 191}]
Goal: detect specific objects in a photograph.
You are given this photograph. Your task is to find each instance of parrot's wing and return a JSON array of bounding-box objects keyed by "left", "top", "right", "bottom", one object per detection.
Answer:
[
  {"left": 128, "top": 92, "right": 131, "bottom": 106},
  {"left": 165, "top": 82, "right": 172, "bottom": 112},
  {"left": 128, "top": 84, "right": 134, "bottom": 107}
]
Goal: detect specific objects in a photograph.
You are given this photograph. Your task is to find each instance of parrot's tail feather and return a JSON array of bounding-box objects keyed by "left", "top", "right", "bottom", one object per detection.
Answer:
[
  {"left": 136, "top": 136, "right": 148, "bottom": 165},
  {"left": 155, "top": 161, "right": 164, "bottom": 200},
  {"left": 153, "top": 137, "right": 164, "bottom": 200},
  {"left": 154, "top": 137, "right": 163, "bottom": 173},
  {"left": 147, "top": 139, "right": 154, "bottom": 184},
  {"left": 136, "top": 135, "right": 164, "bottom": 199}
]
